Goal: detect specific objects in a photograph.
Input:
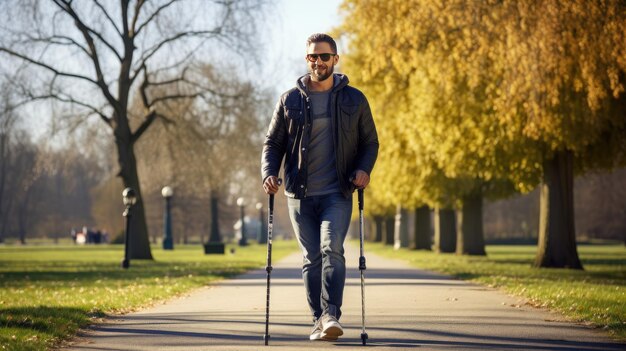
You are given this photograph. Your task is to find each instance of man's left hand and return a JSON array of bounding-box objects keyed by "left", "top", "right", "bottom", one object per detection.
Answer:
[{"left": 351, "top": 170, "right": 370, "bottom": 189}]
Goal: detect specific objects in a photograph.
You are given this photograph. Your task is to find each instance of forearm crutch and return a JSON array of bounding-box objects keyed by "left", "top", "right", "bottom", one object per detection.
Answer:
[
  {"left": 264, "top": 179, "right": 280, "bottom": 345},
  {"left": 358, "top": 188, "right": 369, "bottom": 345}
]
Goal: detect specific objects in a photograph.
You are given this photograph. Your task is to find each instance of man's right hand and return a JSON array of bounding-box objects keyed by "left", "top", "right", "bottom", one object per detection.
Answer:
[{"left": 263, "top": 176, "right": 281, "bottom": 194}]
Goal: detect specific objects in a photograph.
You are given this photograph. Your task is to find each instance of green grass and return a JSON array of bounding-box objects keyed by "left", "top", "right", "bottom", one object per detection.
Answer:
[
  {"left": 363, "top": 242, "right": 626, "bottom": 340},
  {"left": 0, "top": 240, "right": 299, "bottom": 351}
]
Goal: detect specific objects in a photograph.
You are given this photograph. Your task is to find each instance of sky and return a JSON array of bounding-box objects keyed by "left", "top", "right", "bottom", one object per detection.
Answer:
[{"left": 264, "top": 0, "right": 343, "bottom": 95}]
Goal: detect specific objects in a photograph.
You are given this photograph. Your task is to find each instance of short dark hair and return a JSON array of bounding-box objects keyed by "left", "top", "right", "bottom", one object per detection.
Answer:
[{"left": 306, "top": 33, "right": 337, "bottom": 54}]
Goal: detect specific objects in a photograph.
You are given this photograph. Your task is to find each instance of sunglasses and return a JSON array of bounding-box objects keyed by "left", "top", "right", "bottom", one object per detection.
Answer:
[{"left": 306, "top": 53, "right": 336, "bottom": 62}]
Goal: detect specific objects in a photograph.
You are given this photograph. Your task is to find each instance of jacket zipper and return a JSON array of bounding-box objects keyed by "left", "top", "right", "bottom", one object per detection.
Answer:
[
  {"left": 331, "top": 91, "right": 343, "bottom": 192},
  {"left": 303, "top": 95, "right": 311, "bottom": 197}
]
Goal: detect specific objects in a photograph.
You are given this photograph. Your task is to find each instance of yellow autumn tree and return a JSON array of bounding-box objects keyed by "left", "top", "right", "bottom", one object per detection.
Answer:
[
  {"left": 488, "top": 0, "right": 626, "bottom": 268},
  {"left": 337, "top": 0, "right": 626, "bottom": 266},
  {"left": 337, "top": 0, "right": 529, "bottom": 256}
]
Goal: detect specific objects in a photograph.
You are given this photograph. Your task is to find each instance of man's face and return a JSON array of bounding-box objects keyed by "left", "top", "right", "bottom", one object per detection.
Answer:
[{"left": 306, "top": 42, "right": 339, "bottom": 82}]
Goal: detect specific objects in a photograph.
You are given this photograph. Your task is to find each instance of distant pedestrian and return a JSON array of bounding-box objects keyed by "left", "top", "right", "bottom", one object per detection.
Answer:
[
  {"left": 261, "top": 33, "right": 379, "bottom": 341},
  {"left": 94, "top": 229, "right": 102, "bottom": 244}
]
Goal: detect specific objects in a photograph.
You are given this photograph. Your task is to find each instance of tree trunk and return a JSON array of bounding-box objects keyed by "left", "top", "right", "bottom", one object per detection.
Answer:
[
  {"left": 534, "top": 150, "right": 583, "bottom": 269},
  {"left": 0, "top": 133, "right": 6, "bottom": 244},
  {"left": 434, "top": 208, "right": 456, "bottom": 253},
  {"left": 116, "top": 136, "right": 152, "bottom": 260},
  {"left": 18, "top": 209, "right": 26, "bottom": 245},
  {"left": 0, "top": 194, "right": 12, "bottom": 244},
  {"left": 393, "top": 205, "right": 410, "bottom": 249},
  {"left": 456, "top": 191, "right": 486, "bottom": 255},
  {"left": 208, "top": 194, "right": 222, "bottom": 243},
  {"left": 373, "top": 216, "right": 383, "bottom": 242},
  {"left": 17, "top": 186, "right": 33, "bottom": 245},
  {"left": 384, "top": 215, "right": 395, "bottom": 245},
  {"left": 401, "top": 207, "right": 410, "bottom": 248},
  {"left": 413, "top": 205, "right": 431, "bottom": 250}
]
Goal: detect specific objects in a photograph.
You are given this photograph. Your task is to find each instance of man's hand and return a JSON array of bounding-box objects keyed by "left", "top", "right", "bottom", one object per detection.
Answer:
[
  {"left": 351, "top": 170, "right": 370, "bottom": 189},
  {"left": 263, "top": 176, "right": 281, "bottom": 194}
]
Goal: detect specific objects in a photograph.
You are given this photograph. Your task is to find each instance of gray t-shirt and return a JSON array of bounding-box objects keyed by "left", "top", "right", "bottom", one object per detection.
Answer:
[{"left": 306, "top": 89, "right": 340, "bottom": 196}]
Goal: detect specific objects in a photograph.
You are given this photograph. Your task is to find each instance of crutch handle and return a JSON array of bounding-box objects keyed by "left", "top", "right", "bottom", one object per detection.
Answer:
[
  {"left": 358, "top": 188, "right": 364, "bottom": 211},
  {"left": 268, "top": 178, "right": 282, "bottom": 210}
]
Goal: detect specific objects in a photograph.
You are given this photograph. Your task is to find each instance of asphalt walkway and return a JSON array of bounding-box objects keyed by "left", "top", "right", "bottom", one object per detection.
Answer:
[{"left": 67, "top": 243, "right": 623, "bottom": 350}]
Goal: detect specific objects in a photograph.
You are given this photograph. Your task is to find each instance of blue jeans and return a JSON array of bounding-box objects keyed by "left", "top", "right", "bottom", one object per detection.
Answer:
[{"left": 287, "top": 192, "right": 353, "bottom": 321}]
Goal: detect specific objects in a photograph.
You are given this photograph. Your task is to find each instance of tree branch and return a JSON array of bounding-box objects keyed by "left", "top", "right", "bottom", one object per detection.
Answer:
[
  {"left": 147, "top": 67, "right": 189, "bottom": 87},
  {"left": 13, "top": 91, "right": 112, "bottom": 128},
  {"left": 131, "top": 110, "right": 175, "bottom": 144},
  {"left": 133, "top": 0, "right": 178, "bottom": 36},
  {"left": 53, "top": 1, "right": 123, "bottom": 61},
  {"left": 0, "top": 47, "right": 99, "bottom": 85},
  {"left": 135, "top": 29, "right": 221, "bottom": 69},
  {"left": 129, "top": 42, "right": 198, "bottom": 84},
  {"left": 51, "top": 0, "right": 119, "bottom": 109},
  {"left": 19, "top": 33, "right": 91, "bottom": 57},
  {"left": 130, "top": 110, "right": 157, "bottom": 143},
  {"left": 129, "top": 0, "right": 146, "bottom": 37},
  {"left": 150, "top": 92, "right": 203, "bottom": 105},
  {"left": 92, "top": 0, "right": 123, "bottom": 37}
]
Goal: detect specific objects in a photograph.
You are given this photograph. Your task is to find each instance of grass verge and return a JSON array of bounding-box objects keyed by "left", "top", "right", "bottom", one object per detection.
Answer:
[
  {"left": 0, "top": 240, "right": 299, "bottom": 351},
  {"left": 362, "top": 242, "right": 626, "bottom": 340}
]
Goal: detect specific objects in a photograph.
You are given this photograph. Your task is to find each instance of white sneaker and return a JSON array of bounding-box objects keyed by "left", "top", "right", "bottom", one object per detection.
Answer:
[
  {"left": 310, "top": 320, "right": 323, "bottom": 341},
  {"left": 310, "top": 319, "right": 339, "bottom": 341},
  {"left": 320, "top": 314, "right": 343, "bottom": 340}
]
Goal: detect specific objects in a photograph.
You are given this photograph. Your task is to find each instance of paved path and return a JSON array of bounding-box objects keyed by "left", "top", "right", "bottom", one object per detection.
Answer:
[{"left": 68, "top": 243, "right": 623, "bottom": 351}]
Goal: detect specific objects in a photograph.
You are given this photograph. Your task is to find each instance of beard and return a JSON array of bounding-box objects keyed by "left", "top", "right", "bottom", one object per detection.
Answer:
[{"left": 310, "top": 63, "right": 334, "bottom": 82}]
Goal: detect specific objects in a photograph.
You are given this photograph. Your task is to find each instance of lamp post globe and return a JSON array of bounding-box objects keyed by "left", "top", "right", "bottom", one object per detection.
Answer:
[
  {"left": 122, "top": 187, "right": 137, "bottom": 207},
  {"left": 237, "top": 197, "right": 247, "bottom": 246},
  {"left": 161, "top": 186, "right": 173, "bottom": 198},
  {"left": 161, "top": 186, "right": 174, "bottom": 250}
]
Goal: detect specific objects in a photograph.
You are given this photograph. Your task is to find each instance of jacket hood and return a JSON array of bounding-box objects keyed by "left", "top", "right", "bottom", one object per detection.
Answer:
[{"left": 296, "top": 73, "right": 349, "bottom": 95}]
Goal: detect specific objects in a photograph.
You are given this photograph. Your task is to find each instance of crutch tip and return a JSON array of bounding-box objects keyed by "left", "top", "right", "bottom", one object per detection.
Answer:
[
  {"left": 263, "top": 334, "right": 270, "bottom": 345},
  {"left": 361, "top": 332, "right": 368, "bottom": 345}
]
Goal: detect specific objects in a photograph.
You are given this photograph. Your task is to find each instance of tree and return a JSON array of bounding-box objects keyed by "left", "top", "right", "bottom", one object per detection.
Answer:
[
  {"left": 337, "top": 0, "right": 523, "bottom": 256},
  {"left": 0, "top": 89, "right": 44, "bottom": 243},
  {"left": 0, "top": 89, "right": 18, "bottom": 242},
  {"left": 134, "top": 64, "right": 271, "bottom": 244},
  {"left": 485, "top": 0, "right": 626, "bottom": 268},
  {"left": 0, "top": 0, "right": 267, "bottom": 258},
  {"left": 338, "top": 0, "right": 626, "bottom": 267}
]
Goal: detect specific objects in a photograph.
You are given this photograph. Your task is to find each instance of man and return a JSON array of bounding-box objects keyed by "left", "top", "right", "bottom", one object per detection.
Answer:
[{"left": 261, "top": 33, "right": 378, "bottom": 341}]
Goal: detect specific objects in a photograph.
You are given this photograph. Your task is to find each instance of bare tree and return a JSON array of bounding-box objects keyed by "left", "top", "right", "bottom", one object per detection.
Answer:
[
  {"left": 0, "top": 0, "right": 267, "bottom": 258},
  {"left": 135, "top": 63, "right": 271, "bottom": 244},
  {"left": 0, "top": 88, "right": 41, "bottom": 243},
  {"left": 0, "top": 89, "right": 17, "bottom": 243}
]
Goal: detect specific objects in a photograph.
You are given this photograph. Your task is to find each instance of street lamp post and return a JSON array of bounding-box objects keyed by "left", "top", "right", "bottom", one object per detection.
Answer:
[
  {"left": 256, "top": 202, "right": 266, "bottom": 244},
  {"left": 237, "top": 197, "right": 247, "bottom": 246},
  {"left": 203, "top": 195, "right": 225, "bottom": 254},
  {"left": 121, "top": 187, "right": 137, "bottom": 269},
  {"left": 161, "top": 186, "right": 174, "bottom": 250}
]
